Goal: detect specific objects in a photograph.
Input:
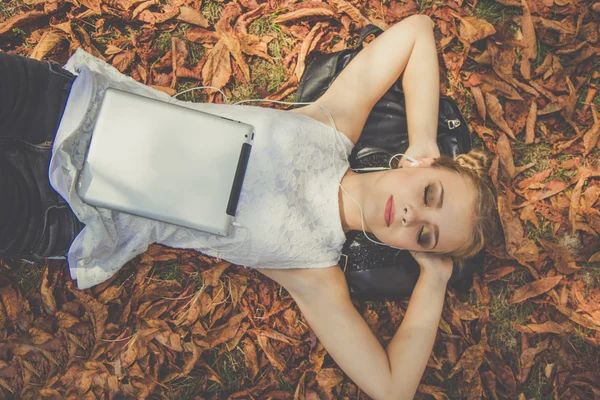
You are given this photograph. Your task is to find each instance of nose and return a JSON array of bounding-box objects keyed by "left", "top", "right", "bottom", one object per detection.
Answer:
[{"left": 401, "top": 204, "right": 415, "bottom": 226}]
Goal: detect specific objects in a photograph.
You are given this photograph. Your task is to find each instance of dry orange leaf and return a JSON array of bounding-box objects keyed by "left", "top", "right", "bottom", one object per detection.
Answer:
[
  {"left": 518, "top": 338, "right": 549, "bottom": 384},
  {"left": 243, "top": 338, "right": 260, "bottom": 380},
  {"left": 316, "top": 368, "right": 344, "bottom": 390},
  {"left": 498, "top": 194, "right": 525, "bottom": 257},
  {"left": 510, "top": 275, "right": 563, "bottom": 304},
  {"left": 112, "top": 50, "right": 135, "bottom": 73},
  {"left": 555, "top": 305, "right": 600, "bottom": 332},
  {"left": 524, "top": 100, "right": 537, "bottom": 144},
  {"left": 0, "top": 10, "right": 46, "bottom": 35},
  {"left": 514, "top": 321, "right": 569, "bottom": 334},
  {"left": 497, "top": 133, "right": 516, "bottom": 178},
  {"left": 273, "top": 7, "right": 336, "bottom": 24},
  {"left": 521, "top": 0, "right": 536, "bottom": 59},
  {"left": 177, "top": 6, "right": 209, "bottom": 27},
  {"left": 485, "top": 93, "right": 516, "bottom": 139},
  {"left": 329, "top": 0, "right": 367, "bottom": 27},
  {"left": 538, "top": 239, "right": 581, "bottom": 274},
  {"left": 589, "top": 252, "right": 600, "bottom": 263},
  {"left": 449, "top": 327, "right": 487, "bottom": 383},
  {"left": 471, "top": 86, "right": 486, "bottom": 121},
  {"left": 484, "top": 266, "right": 517, "bottom": 282},
  {"left": 583, "top": 105, "right": 600, "bottom": 156},
  {"left": 455, "top": 15, "right": 496, "bottom": 44},
  {"left": 257, "top": 335, "right": 286, "bottom": 371},
  {"left": 30, "top": 30, "right": 65, "bottom": 60}
]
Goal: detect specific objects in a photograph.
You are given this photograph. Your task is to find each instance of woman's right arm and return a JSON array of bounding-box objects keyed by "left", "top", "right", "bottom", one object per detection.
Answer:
[{"left": 258, "top": 257, "right": 451, "bottom": 400}]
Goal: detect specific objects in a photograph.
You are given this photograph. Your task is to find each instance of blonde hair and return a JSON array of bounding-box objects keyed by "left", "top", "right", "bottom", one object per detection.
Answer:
[{"left": 429, "top": 150, "right": 498, "bottom": 261}]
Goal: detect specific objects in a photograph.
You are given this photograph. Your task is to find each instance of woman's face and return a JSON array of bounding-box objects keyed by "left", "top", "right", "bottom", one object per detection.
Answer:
[{"left": 363, "top": 166, "right": 477, "bottom": 254}]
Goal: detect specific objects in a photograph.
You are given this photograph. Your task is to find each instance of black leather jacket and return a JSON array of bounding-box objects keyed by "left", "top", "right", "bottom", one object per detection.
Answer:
[{"left": 295, "top": 25, "right": 483, "bottom": 300}]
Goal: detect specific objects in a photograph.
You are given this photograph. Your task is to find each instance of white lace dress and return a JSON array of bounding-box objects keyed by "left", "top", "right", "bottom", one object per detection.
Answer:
[{"left": 50, "top": 49, "right": 354, "bottom": 289}]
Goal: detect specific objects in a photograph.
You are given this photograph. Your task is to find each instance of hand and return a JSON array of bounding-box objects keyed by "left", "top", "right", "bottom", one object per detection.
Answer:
[
  {"left": 398, "top": 143, "right": 440, "bottom": 168},
  {"left": 410, "top": 251, "right": 453, "bottom": 285}
]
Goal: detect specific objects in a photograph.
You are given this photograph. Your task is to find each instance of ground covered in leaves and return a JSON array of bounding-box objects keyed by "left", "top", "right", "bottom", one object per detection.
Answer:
[{"left": 1, "top": 0, "right": 600, "bottom": 398}]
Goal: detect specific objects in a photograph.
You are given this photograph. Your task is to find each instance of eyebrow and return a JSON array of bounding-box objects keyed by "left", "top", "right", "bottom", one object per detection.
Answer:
[{"left": 438, "top": 180, "right": 444, "bottom": 209}]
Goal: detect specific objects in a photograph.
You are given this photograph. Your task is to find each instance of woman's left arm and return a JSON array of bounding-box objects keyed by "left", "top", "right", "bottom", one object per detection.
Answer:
[{"left": 297, "top": 15, "right": 441, "bottom": 157}]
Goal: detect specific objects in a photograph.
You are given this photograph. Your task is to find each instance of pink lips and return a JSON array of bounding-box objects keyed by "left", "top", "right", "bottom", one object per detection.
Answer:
[{"left": 385, "top": 195, "right": 395, "bottom": 227}]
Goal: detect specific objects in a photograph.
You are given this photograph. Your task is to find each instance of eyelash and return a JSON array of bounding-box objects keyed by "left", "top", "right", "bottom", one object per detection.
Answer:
[{"left": 418, "top": 185, "right": 431, "bottom": 246}]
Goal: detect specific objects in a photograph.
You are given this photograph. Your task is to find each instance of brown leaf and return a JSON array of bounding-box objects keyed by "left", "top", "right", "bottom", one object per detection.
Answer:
[
  {"left": 583, "top": 105, "right": 600, "bottom": 156},
  {"left": 537, "top": 239, "right": 581, "bottom": 274},
  {"left": 510, "top": 275, "right": 563, "bottom": 303},
  {"left": 555, "top": 305, "right": 600, "bottom": 331},
  {"left": 481, "top": 74, "right": 524, "bottom": 101},
  {"left": 238, "top": 32, "right": 271, "bottom": 60},
  {"left": 0, "top": 10, "right": 45, "bottom": 36},
  {"left": 485, "top": 93, "right": 515, "bottom": 139},
  {"left": 449, "top": 327, "right": 487, "bottom": 383},
  {"left": 155, "top": 330, "right": 183, "bottom": 352},
  {"left": 514, "top": 321, "right": 569, "bottom": 334},
  {"left": 505, "top": 100, "right": 529, "bottom": 138},
  {"left": 257, "top": 335, "right": 286, "bottom": 371},
  {"left": 40, "top": 267, "right": 57, "bottom": 314},
  {"left": 253, "top": 327, "right": 301, "bottom": 345},
  {"left": 518, "top": 338, "right": 549, "bottom": 383},
  {"left": 481, "top": 371, "right": 499, "bottom": 400},
  {"left": 68, "top": 282, "right": 108, "bottom": 344},
  {"left": 514, "top": 239, "right": 540, "bottom": 264},
  {"left": 186, "top": 27, "right": 219, "bottom": 44},
  {"left": 316, "top": 368, "right": 343, "bottom": 390},
  {"left": 295, "top": 22, "right": 323, "bottom": 82},
  {"left": 204, "top": 310, "right": 248, "bottom": 347},
  {"left": 484, "top": 266, "right": 516, "bottom": 282},
  {"left": 177, "top": 6, "right": 209, "bottom": 27},
  {"left": 533, "top": 16, "right": 576, "bottom": 35},
  {"left": 105, "top": 45, "right": 123, "bottom": 55},
  {"left": 589, "top": 252, "right": 600, "bottom": 263},
  {"left": 498, "top": 194, "right": 525, "bottom": 257},
  {"left": 418, "top": 384, "right": 450, "bottom": 400},
  {"left": 521, "top": 0, "right": 536, "bottom": 59},
  {"left": 517, "top": 168, "right": 552, "bottom": 190},
  {"left": 517, "top": 181, "right": 570, "bottom": 208},
  {"left": 560, "top": 76, "right": 577, "bottom": 121},
  {"left": 79, "top": 0, "right": 101, "bottom": 13},
  {"left": 30, "top": 30, "right": 66, "bottom": 60},
  {"left": 112, "top": 50, "right": 135, "bottom": 73},
  {"left": 273, "top": 7, "right": 336, "bottom": 24},
  {"left": 471, "top": 86, "right": 486, "bottom": 121},
  {"left": 243, "top": 338, "right": 259, "bottom": 380},
  {"left": 583, "top": 88, "right": 598, "bottom": 114},
  {"left": 497, "top": 133, "right": 516, "bottom": 178},
  {"left": 29, "top": 327, "right": 53, "bottom": 344},
  {"left": 455, "top": 15, "right": 496, "bottom": 43},
  {"left": 201, "top": 262, "right": 230, "bottom": 286},
  {"left": 137, "top": 7, "right": 179, "bottom": 24},
  {"left": 524, "top": 100, "right": 537, "bottom": 144},
  {"left": 329, "top": 0, "right": 366, "bottom": 27},
  {"left": 467, "top": 373, "right": 483, "bottom": 400}
]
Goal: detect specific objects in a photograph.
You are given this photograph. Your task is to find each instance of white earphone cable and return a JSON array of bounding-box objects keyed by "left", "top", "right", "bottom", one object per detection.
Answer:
[{"left": 173, "top": 87, "right": 418, "bottom": 253}]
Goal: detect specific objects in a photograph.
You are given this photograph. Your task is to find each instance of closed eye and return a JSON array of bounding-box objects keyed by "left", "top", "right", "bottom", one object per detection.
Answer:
[
  {"left": 423, "top": 184, "right": 430, "bottom": 206},
  {"left": 417, "top": 225, "right": 432, "bottom": 248}
]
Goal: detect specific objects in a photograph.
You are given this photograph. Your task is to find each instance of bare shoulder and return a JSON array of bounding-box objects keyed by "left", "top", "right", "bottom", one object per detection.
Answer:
[{"left": 255, "top": 265, "right": 348, "bottom": 296}]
